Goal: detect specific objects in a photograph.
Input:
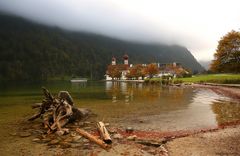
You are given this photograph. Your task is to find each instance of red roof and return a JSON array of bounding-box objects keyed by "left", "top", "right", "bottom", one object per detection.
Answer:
[{"left": 117, "top": 64, "right": 129, "bottom": 70}]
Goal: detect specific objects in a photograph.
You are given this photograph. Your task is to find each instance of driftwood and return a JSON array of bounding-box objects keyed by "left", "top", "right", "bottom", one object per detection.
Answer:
[
  {"left": 28, "top": 87, "right": 91, "bottom": 135},
  {"left": 136, "top": 138, "right": 167, "bottom": 147},
  {"left": 27, "top": 88, "right": 116, "bottom": 151},
  {"left": 97, "top": 121, "right": 112, "bottom": 144},
  {"left": 76, "top": 128, "right": 109, "bottom": 150},
  {"left": 58, "top": 91, "right": 74, "bottom": 106},
  {"left": 31, "top": 103, "right": 42, "bottom": 109}
]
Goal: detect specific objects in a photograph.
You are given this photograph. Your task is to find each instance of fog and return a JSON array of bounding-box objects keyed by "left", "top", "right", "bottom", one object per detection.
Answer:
[{"left": 0, "top": 0, "right": 239, "bottom": 61}]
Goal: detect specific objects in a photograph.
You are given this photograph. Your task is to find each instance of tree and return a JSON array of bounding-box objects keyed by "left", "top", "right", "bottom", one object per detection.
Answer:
[
  {"left": 115, "top": 66, "right": 122, "bottom": 79},
  {"left": 0, "top": 13, "right": 204, "bottom": 81},
  {"left": 126, "top": 67, "right": 136, "bottom": 79},
  {"left": 139, "top": 65, "right": 147, "bottom": 80},
  {"left": 145, "top": 63, "right": 159, "bottom": 78},
  {"left": 127, "top": 64, "right": 144, "bottom": 79},
  {"left": 107, "top": 65, "right": 115, "bottom": 80},
  {"left": 210, "top": 30, "right": 240, "bottom": 73},
  {"left": 106, "top": 65, "right": 121, "bottom": 80}
]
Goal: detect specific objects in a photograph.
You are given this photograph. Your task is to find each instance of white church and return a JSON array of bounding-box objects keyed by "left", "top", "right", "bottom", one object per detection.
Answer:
[{"left": 105, "top": 54, "right": 130, "bottom": 80}]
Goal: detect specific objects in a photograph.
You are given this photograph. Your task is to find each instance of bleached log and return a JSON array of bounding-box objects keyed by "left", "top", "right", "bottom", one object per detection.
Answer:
[
  {"left": 76, "top": 128, "right": 109, "bottom": 150},
  {"left": 97, "top": 121, "right": 112, "bottom": 144}
]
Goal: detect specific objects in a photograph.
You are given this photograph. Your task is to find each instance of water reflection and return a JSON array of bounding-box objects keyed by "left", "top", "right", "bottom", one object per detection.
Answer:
[
  {"left": 105, "top": 81, "right": 195, "bottom": 110},
  {"left": 0, "top": 81, "right": 240, "bottom": 131},
  {"left": 71, "top": 81, "right": 87, "bottom": 90},
  {"left": 212, "top": 100, "right": 240, "bottom": 125},
  {"left": 104, "top": 82, "right": 240, "bottom": 130}
]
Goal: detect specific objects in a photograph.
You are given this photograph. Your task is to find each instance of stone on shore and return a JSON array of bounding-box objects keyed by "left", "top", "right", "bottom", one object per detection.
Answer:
[
  {"left": 113, "top": 133, "right": 123, "bottom": 139},
  {"left": 19, "top": 132, "right": 31, "bottom": 137},
  {"left": 127, "top": 135, "right": 137, "bottom": 141}
]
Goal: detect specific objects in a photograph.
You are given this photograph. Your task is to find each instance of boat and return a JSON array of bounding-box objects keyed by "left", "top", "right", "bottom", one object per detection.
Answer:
[{"left": 70, "top": 78, "right": 88, "bottom": 83}]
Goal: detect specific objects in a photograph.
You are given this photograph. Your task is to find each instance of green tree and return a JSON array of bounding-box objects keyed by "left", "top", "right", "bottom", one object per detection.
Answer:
[
  {"left": 210, "top": 30, "right": 240, "bottom": 73},
  {"left": 0, "top": 13, "right": 204, "bottom": 81}
]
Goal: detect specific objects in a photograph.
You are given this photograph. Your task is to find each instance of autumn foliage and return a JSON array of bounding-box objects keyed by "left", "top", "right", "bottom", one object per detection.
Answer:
[
  {"left": 165, "top": 64, "right": 190, "bottom": 77},
  {"left": 210, "top": 30, "right": 240, "bottom": 73},
  {"left": 108, "top": 63, "right": 189, "bottom": 80},
  {"left": 107, "top": 65, "right": 121, "bottom": 80},
  {"left": 126, "top": 64, "right": 146, "bottom": 79},
  {"left": 126, "top": 64, "right": 159, "bottom": 79},
  {"left": 145, "top": 63, "right": 159, "bottom": 78}
]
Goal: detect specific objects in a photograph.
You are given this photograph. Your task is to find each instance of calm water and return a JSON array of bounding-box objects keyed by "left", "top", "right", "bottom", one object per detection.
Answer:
[{"left": 0, "top": 81, "right": 240, "bottom": 131}]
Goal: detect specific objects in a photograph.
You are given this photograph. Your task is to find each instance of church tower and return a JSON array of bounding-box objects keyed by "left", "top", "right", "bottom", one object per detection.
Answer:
[
  {"left": 112, "top": 56, "right": 116, "bottom": 65},
  {"left": 123, "top": 54, "right": 129, "bottom": 65}
]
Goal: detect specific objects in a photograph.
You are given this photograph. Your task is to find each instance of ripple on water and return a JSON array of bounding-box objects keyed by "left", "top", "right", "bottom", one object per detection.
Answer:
[{"left": 0, "top": 82, "right": 239, "bottom": 135}]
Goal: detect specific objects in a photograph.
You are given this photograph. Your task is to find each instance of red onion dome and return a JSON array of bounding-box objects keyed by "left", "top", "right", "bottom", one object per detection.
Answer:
[
  {"left": 123, "top": 54, "right": 129, "bottom": 60},
  {"left": 112, "top": 56, "right": 116, "bottom": 61}
]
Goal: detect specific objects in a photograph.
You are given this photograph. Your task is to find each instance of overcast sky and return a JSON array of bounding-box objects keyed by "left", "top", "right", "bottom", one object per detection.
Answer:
[{"left": 0, "top": 0, "right": 239, "bottom": 61}]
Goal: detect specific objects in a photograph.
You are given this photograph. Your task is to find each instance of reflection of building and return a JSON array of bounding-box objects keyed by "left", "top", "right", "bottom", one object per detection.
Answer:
[
  {"left": 105, "top": 81, "right": 154, "bottom": 104},
  {"left": 105, "top": 81, "right": 113, "bottom": 91},
  {"left": 71, "top": 81, "right": 87, "bottom": 90}
]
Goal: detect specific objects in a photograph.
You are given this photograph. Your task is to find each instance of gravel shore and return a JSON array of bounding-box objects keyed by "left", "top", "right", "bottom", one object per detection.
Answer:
[{"left": 166, "top": 125, "right": 240, "bottom": 156}]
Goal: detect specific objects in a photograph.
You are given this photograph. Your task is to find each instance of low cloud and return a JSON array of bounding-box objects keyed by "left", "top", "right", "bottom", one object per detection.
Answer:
[{"left": 0, "top": 0, "right": 239, "bottom": 61}]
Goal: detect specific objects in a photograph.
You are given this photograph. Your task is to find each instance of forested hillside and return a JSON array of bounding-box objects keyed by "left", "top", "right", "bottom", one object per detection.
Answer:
[{"left": 0, "top": 13, "right": 204, "bottom": 81}]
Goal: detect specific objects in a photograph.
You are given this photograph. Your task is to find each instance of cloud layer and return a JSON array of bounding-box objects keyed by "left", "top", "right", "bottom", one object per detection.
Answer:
[{"left": 0, "top": 0, "right": 239, "bottom": 61}]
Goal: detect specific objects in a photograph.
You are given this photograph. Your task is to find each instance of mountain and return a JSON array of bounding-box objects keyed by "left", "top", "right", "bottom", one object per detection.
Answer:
[
  {"left": 199, "top": 60, "right": 211, "bottom": 70},
  {"left": 0, "top": 13, "right": 204, "bottom": 81}
]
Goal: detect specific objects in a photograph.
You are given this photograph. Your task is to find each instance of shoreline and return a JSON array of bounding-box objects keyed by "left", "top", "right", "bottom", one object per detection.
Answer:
[
  {"left": 110, "top": 83, "right": 240, "bottom": 155},
  {"left": 104, "top": 79, "right": 145, "bottom": 82},
  {"left": 1, "top": 83, "right": 240, "bottom": 155},
  {"left": 113, "top": 120, "right": 240, "bottom": 140},
  {"left": 89, "top": 120, "right": 240, "bottom": 155},
  {"left": 166, "top": 124, "right": 240, "bottom": 156},
  {"left": 162, "top": 83, "right": 240, "bottom": 155},
  {"left": 192, "top": 83, "right": 240, "bottom": 100},
  {"left": 7, "top": 117, "right": 239, "bottom": 156}
]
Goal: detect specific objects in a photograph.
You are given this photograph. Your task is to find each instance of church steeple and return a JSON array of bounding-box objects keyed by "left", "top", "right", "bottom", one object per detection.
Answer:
[
  {"left": 112, "top": 56, "right": 116, "bottom": 65},
  {"left": 123, "top": 54, "right": 129, "bottom": 65}
]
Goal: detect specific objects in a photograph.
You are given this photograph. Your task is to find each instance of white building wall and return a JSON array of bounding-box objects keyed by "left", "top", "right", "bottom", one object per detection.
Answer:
[
  {"left": 112, "top": 61, "right": 116, "bottom": 65},
  {"left": 124, "top": 60, "right": 128, "bottom": 65},
  {"left": 121, "top": 70, "right": 128, "bottom": 80},
  {"left": 105, "top": 74, "right": 112, "bottom": 80}
]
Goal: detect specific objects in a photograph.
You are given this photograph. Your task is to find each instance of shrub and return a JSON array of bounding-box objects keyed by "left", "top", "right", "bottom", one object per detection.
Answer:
[{"left": 173, "top": 80, "right": 183, "bottom": 84}]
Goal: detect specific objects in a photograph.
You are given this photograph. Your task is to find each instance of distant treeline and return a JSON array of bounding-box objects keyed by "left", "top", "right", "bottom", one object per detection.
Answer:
[{"left": 0, "top": 13, "right": 204, "bottom": 81}]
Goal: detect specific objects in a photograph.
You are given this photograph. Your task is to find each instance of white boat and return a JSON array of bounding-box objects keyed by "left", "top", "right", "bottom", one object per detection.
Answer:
[{"left": 70, "top": 78, "right": 88, "bottom": 83}]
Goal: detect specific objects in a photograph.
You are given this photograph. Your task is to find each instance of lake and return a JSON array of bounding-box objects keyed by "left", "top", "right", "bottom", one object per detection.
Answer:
[{"left": 1, "top": 81, "right": 240, "bottom": 132}]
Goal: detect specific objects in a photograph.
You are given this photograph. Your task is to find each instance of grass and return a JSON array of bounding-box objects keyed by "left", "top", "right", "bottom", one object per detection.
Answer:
[{"left": 176, "top": 74, "right": 240, "bottom": 84}]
